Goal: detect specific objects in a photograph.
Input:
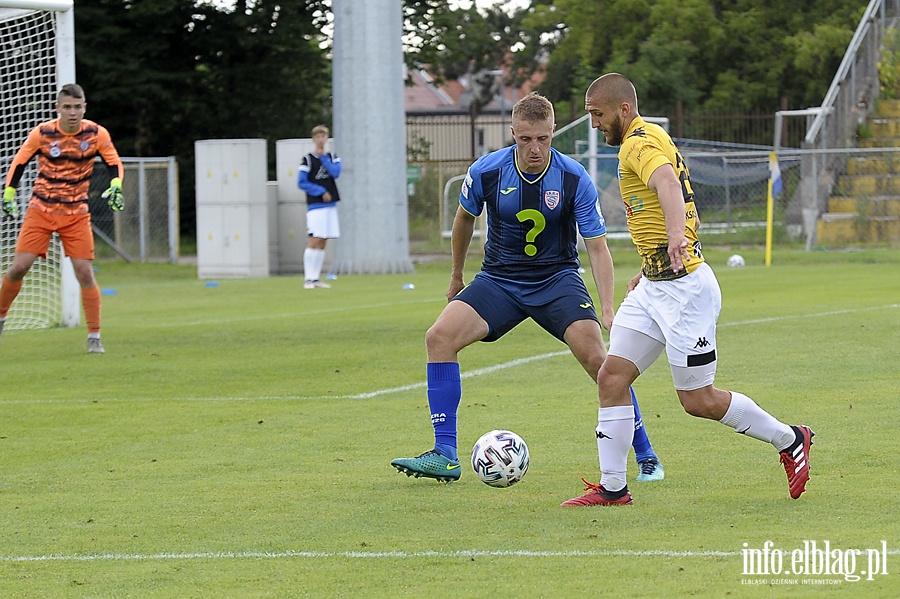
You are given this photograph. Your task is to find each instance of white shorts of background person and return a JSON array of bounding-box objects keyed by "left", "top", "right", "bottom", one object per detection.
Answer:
[
  {"left": 306, "top": 205, "right": 340, "bottom": 239},
  {"left": 304, "top": 206, "right": 340, "bottom": 289}
]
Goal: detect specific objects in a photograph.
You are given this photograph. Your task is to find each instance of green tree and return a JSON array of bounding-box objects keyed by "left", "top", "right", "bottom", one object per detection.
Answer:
[
  {"left": 74, "top": 0, "right": 331, "bottom": 238},
  {"left": 404, "top": 1, "right": 550, "bottom": 155},
  {"left": 524, "top": 0, "right": 866, "bottom": 122}
]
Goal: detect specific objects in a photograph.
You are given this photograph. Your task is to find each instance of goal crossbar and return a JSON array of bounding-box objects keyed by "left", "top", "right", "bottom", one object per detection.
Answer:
[{"left": 0, "top": 1, "right": 72, "bottom": 11}]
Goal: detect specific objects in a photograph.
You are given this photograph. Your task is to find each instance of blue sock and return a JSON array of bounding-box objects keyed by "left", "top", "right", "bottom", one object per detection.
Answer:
[
  {"left": 630, "top": 386, "right": 658, "bottom": 464},
  {"left": 427, "top": 362, "right": 461, "bottom": 461}
]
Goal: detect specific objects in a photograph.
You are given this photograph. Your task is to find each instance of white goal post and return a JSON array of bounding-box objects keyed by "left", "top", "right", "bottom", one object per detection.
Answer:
[{"left": 0, "top": 0, "right": 79, "bottom": 330}]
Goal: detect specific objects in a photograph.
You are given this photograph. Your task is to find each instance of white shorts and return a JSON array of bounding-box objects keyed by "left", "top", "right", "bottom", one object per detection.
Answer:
[
  {"left": 307, "top": 206, "right": 340, "bottom": 239},
  {"left": 609, "top": 262, "right": 722, "bottom": 390}
]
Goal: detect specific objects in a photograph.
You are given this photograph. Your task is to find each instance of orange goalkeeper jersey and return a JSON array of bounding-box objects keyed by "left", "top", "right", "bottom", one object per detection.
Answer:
[{"left": 5, "top": 117, "right": 123, "bottom": 213}]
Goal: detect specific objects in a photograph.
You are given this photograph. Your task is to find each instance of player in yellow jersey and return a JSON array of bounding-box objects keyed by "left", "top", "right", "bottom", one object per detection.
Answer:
[{"left": 562, "top": 73, "right": 813, "bottom": 507}]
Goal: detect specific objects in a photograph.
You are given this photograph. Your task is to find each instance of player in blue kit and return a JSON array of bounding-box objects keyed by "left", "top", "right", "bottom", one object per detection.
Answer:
[{"left": 391, "top": 92, "right": 663, "bottom": 484}]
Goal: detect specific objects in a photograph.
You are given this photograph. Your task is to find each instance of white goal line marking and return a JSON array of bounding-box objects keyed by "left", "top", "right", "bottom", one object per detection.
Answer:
[
  {"left": 11, "top": 547, "right": 900, "bottom": 563},
  {"left": 0, "top": 303, "right": 895, "bottom": 406}
]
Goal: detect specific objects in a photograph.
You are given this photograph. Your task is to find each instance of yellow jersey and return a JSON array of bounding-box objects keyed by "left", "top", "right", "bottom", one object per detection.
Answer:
[{"left": 617, "top": 116, "right": 704, "bottom": 280}]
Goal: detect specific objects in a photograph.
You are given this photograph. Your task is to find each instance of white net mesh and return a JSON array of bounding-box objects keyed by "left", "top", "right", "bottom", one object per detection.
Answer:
[{"left": 0, "top": 8, "right": 63, "bottom": 330}]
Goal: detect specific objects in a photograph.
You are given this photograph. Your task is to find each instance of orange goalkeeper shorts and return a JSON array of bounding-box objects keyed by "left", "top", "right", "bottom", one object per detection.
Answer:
[{"left": 16, "top": 205, "right": 94, "bottom": 260}]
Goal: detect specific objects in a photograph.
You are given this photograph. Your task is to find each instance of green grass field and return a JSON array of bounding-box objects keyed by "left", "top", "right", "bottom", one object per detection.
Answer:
[{"left": 1, "top": 245, "right": 898, "bottom": 598}]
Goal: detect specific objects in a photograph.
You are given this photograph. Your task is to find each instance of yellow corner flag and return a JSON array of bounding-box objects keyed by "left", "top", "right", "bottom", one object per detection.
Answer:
[{"left": 765, "top": 151, "right": 782, "bottom": 266}]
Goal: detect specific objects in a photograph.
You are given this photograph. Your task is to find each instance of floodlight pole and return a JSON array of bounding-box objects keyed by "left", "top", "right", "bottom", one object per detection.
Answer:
[{"left": 331, "top": 0, "right": 414, "bottom": 274}]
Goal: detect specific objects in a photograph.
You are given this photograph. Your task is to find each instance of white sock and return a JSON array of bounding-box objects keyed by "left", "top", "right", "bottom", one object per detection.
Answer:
[
  {"left": 304, "top": 247, "right": 325, "bottom": 281},
  {"left": 303, "top": 248, "right": 315, "bottom": 281},
  {"left": 597, "top": 405, "right": 635, "bottom": 492},
  {"left": 312, "top": 247, "right": 326, "bottom": 279},
  {"left": 719, "top": 391, "right": 794, "bottom": 450}
]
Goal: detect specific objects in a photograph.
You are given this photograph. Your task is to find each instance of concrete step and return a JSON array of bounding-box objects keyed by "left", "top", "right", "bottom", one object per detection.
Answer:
[
  {"left": 846, "top": 155, "right": 900, "bottom": 175},
  {"left": 817, "top": 212, "right": 900, "bottom": 246},
  {"left": 868, "top": 118, "right": 900, "bottom": 138},
  {"left": 876, "top": 99, "right": 900, "bottom": 118},
  {"left": 858, "top": 137, "right": 900, "bottom": 148},
  {"left": 827, "top": 196, "right": 900, "bottom": 216},
  {"left": 836, "top": 173, "right": 900, "bottom": 195},
  {"left": 817, "top": 103, "right": 900, "bottom": 246}
]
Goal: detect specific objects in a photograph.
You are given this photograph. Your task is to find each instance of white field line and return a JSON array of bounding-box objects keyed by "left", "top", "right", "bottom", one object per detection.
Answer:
[
  {"left": 5, "top": 548, "right": 898, "bottom": 563},
  {"left": 718, "top": 303, "right": 899, "bottom": 327},
  {"left": 3, "top": 304, "right": 899, "bottom": 565},
  {"left": 0, "top": 303, "right": 895, "bottom": 405},
  {"left": 175, "top": 298, "right": 442, "bottom": 328}
]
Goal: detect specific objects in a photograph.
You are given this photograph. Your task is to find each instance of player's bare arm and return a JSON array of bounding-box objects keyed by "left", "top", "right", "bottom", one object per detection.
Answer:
[
  {"left": 447, "top": 206, "right": 476, "bottom": 301},
  {"left": 583, "top": 236, "right": 615, "bottom": 330},
  {"left": 625, "top": 271, "right": 643, "bottom": 296},
  {"left": 649, "top": 163, "right": 690, "bottom": 273}
]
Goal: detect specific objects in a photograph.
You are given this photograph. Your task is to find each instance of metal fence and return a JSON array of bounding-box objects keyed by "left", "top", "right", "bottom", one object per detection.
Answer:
[
  {"left": 407, "top": 110, "right": 805, "bottom": 162},
  {"left": 418, "top": 150, "right": 793, "bottom": 243},
  {"left": 89, "top": 156, "right": 180, "bottom": 263},
  {"left": 781, "top": 0, "right": 900, "bottom": 246},
  {"left": 802, "top": 0, "right": 899, "bottom": 152},
  {"left": 412, "top": 146, "right": 900, "bottom": 248}
]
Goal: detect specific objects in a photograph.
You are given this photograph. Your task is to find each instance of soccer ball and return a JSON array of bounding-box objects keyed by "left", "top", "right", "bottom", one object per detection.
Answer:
[
  {"left": 471, "top": 429, "right": 530, "bottom": 488},
  {"left": 726, "top": 254, "right": 746, "bottom": 267}
]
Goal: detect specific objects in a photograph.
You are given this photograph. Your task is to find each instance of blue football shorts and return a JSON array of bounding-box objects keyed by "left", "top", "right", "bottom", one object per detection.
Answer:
[{"left": 452, "top": 269, "right": 598, "bottom": 342}]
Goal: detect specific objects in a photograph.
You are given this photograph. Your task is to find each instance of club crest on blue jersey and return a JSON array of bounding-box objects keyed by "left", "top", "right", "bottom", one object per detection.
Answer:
[
  {"left": 544, "top": 190, "right": 560, "bottom": 209},
  {"left": 461, "top": 171, "right": 472, "bottom": 199},
  {"left": 594, "top": 200, "right": 606, "bottom": 227}
]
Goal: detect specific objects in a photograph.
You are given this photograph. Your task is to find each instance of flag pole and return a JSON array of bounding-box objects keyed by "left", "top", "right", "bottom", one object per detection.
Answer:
[
  {"left": 765, "top": 179, "right": 774, "bottom": 267},
  {"left": 765, "top": 151, "right": 778, "bottom": 267}
]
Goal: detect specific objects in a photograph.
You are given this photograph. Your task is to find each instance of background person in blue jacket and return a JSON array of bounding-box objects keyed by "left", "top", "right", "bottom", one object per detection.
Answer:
[{"left": 298, "top": 124, "right": 341, "bottom": 289}]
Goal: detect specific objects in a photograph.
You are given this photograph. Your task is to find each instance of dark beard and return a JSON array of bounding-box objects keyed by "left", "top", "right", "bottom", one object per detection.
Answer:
[{"left": 607, "top": 115, "right": 625, "bottom": 146}]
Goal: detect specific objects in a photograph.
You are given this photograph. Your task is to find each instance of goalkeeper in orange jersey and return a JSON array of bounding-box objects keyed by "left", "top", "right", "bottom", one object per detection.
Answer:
[{"left": 0, "top": 83, "right": 124, "bottom": 354}]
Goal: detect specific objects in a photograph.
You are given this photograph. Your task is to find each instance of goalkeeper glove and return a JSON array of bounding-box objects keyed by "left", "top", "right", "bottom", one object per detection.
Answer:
[
  {"left": 102, "top": 177, "right": 124, "bottom": 212},
  {"left": 2, "top": 186, "right": 18, "bottom": 218}
]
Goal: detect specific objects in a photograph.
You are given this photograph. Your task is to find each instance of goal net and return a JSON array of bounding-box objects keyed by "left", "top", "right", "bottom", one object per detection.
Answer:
[{"left": 0, "top": 1, "right": 77, "bottom": 330}]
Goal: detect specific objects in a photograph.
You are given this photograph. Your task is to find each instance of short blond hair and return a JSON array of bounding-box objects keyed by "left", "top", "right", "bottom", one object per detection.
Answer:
[
  {"left": 511, "top": 92, "right": 554, "bottom": 125},
  {"left": 311, "top": 125, "right": 330, "bottom": 137}
]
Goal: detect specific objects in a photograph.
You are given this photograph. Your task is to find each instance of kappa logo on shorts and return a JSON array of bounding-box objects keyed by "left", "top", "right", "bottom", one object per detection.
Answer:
[
  {"left": 694, "top": 337, "right": 710, "bottom": 348},
  {"left": 544, "top": 190, "right": 560, "bottom": 209}
]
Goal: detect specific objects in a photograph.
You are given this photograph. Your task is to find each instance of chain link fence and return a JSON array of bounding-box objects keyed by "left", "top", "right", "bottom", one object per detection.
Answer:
[
  {"left": 89, "top": 157, "right": 179, "bottom": 263},
  {"left": 409, "top": 145, "right": 900, "bottom": 251}
]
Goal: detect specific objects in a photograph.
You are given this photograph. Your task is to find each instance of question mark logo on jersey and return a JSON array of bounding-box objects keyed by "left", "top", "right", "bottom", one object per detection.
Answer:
[{"left": 516, "top": 209, "right": 546, "bottom": 257}]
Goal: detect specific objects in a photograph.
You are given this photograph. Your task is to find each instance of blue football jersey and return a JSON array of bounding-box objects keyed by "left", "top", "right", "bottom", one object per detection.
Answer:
[{"left": 460, "top": 146, "right": 606, "bottom": 280}]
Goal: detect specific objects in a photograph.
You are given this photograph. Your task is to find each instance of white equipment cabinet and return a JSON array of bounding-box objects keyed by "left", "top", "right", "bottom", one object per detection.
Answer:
[{"left": 195, "top": 139, "right": 269, "bottom": 278}]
